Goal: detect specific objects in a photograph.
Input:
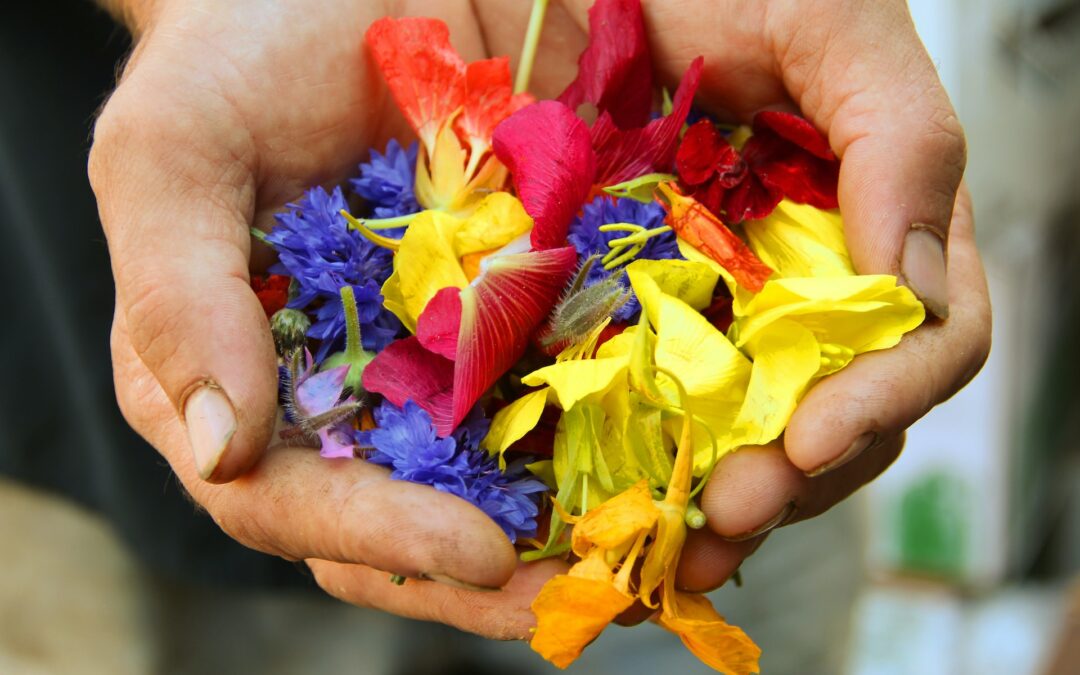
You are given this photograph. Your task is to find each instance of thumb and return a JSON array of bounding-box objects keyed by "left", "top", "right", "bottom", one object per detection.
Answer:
[
  {"left": 784, "top": 0, "right": 966, "bottom": 319},
  {"left": 90, "top": 91, "right": 277, "bottom": 484}
]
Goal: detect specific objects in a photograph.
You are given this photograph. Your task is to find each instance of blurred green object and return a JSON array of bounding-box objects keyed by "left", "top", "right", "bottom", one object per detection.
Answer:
[{"left": 897, "top": 471, "right": 968, "bottom": 578}]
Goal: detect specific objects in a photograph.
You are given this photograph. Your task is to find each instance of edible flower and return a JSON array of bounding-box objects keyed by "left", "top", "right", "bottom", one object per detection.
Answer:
[{"left": 351, "top": 139, "right": 421, "bottom": 219}]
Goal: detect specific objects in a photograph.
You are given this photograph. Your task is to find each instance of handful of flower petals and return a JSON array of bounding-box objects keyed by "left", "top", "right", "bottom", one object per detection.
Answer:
[{"left": 253, "top": 1, "right": 925, "bottom": 672}]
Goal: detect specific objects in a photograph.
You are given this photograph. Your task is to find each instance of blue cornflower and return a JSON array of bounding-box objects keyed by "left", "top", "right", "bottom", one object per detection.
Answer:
[
  {"left": 266, "top": 186, "right": 401, "bottom": 360},
  {"left": 357, "top": 400, "right": 548, "bottom": 542},
  {"left": 567, "top": 196, "right": 682, "bottom": 322},
  {"left": 350, "top": 140, "right": 421, "bottom": 218}
]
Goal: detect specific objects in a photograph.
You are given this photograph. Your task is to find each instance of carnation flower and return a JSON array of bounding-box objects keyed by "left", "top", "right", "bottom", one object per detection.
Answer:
[
  {"left": 567, "top": 195, "right": 682, "bottom": 322},
  {"left": 266, "top": 186, "right": 401, "bottom": 360},
  {"left": 357, "top": 400, "right": 547, "bottom": 542},
  {"left": 350, "top": 140, "right": 421, "bottom": 218}
]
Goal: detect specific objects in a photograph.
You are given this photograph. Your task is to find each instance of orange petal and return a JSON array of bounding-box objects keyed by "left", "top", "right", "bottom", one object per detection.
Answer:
[
  {"left": 659, "top": 183, "right": 773, "bottom": 292},
  {"left": 658, "top": 592, "right": 762, "bottom": 675},
  {"left": 571, "top": 480, "right": 658, "bottom": 556},
  {"left": 531, "top": 575, "right": 635, "bottom": 669}
]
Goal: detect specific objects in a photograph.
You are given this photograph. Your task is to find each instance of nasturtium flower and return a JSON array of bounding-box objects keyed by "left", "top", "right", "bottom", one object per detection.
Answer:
[
  {"left": 350, "top": 139, "right": 421, "bottom": 219},
  {"left": 358, "top": 400, "right": 547, "bottom": 542}
]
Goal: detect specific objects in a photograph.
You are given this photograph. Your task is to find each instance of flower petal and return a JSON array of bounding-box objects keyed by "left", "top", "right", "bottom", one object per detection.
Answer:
[
  {"left": 365, "top": 17, "right": 465, "bottom": 153},
  {"left": 457, "top": 57, "right": 527, "bottom": 155},
  {"left": 571, "top": 479, "right": 658, "bottom": 554},
  {"left": 753, "top": 110, "right": 834, "bottom": 159},
  {"left": 530, "top": 575, "right": 635, "bottom": 669},
  {"left": 557, "top": 0, "right": 653, "bottom": 129},
  {"left": 658, "top": 592, "right": 762, "bottom": 675},
  {"left": 743, "top": 112, "right": 839, "bottom": 210},
  {"left": 493, "top": 101, "right": 596, "bottom": 250},
  {"left": 382, "top": 209, "right": 468, "bottom": 331},
  {"left": 361, "top": 336, "right": 455, "bottom": 432},
  {"left": 445, "top": 247, "right": 579, "bottom": 435},
  {"left": 482, "top": 388, "right": 550, "bottom": 468},
  {"left": 592, "top": 57, "right": 704, "bottom": 186},
  {"left": 658, "top": 183, "right": 773, "bottom": 292},
  {"left": 296, "top": 365, "right": 350, "bottom": 417},
  {"left": 743, "top": 200, "right": 854, "bottom": 278},
  {"left": 676, "top": 119, "right": 744, "bottom": 187},
  {"left": 416, "top": 286, "right": 461, "bottom": 361}
]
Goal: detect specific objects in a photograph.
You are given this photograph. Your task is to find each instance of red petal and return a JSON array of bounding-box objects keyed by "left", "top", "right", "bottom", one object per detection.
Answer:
[
  {"left": 743, "top": 129, "right": 839, "bottom": 210},
  {"left": 660, "top": 184, "right": 773, "bottom": 292},
  {"left": 366, "top": 18, "right": 466, "bottom": 152},
  {"left": 592, "top": 57, "right": 704, "bottom": 185},
  {"left": 557, "top": 0, "right": 653, "bottom": 129},
  {"left": 252, "top": 274, "right": 290, "bottom": 318},
  {"left": 493, "top": 101, "right": 596, "bottom": 250},
  {"left": 721, "top": 167, "right": 783, "bottom": 222},
  {"left": 446, "top": 247, "right": 578, "bottom": 436},
  {"left": 416, "top": 286, "right": 461, "bottom": 361},
  {"left": 362, "top": 336, "right": 455, "bottom": 431},
  {"left": 675, "top": 119, "right": 746, "bottom": 188},
  {"left": 456, "top": 57, "right": 531, "bottom": 152},
  {"left": 752, "top": 111, "right": 834, "bottom": 159}
]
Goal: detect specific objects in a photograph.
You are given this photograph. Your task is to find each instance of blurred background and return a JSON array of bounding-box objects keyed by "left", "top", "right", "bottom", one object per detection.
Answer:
[{"left": 2, "top": 0, "right": 1080, "bottom": 673}]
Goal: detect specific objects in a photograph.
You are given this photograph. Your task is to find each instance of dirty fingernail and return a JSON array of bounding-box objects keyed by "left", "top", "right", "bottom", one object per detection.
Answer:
[
  {"left": 721, "top": 501, "right": 797, "bottom": 542},
  {"left": 807, "top": 431, "right": 877, "bottom": 478},
  {"left": 184, "top": 384, "right": 237, "bottom": 480},
  {"left": 902, "top": 226, "right": 949, "bottom": 320}
]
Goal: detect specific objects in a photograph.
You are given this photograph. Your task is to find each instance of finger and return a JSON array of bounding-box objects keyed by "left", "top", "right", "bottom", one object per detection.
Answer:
[
  {"left": 675, "top": 527, "right": 766, "bottom": 593},
  {"left": 90, "top": 74, "right": 277, "bottom": 483},
  {"left": 110, "top": 310, "right": 520, "bottom": 588},
  {"left": 774, "top": 0, "right": 965, "bottom": 318},
  {"left": 699, "top": 436, "right": 906, "bottom": 544},
  {"left": 308, "top": 558, "right": 568, "bottom": 640},
  {"left": 784, "top": 187, "right": 990, "bottom": 475}
]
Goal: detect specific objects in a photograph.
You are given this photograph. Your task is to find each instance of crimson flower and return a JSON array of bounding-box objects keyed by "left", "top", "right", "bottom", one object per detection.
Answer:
[{"left": 675, "top": 112, "right": 841, "bottom": 224}]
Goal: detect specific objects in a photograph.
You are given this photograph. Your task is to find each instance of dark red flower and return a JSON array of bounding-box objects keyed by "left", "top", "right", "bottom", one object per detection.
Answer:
[
  {"left": 675, "top": 112, "right": 840, "bottom": 224},
  {"left": 251, "top": 274, "right": 290, "bottom": 318}
]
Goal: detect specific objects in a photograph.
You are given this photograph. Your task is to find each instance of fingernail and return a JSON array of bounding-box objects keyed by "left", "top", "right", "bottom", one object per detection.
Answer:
[
  {"left": 183, "top": 384, "right": 237, "bottom": 480},
  {"left": 902, "top": 226, "right": 949, "bottom": 320},
  {"left": 419, "top": 572, "right": 501, "bottom": 593},
  {"left": 721, "top": 501, "right": 797, "bottom": 542},
  {"left": 807, "top": 431, "right": 877, "bottom": 478}
]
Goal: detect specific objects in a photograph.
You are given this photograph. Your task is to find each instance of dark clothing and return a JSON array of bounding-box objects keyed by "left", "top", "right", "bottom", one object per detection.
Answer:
[{"left": 0, "top": 0, "right": 302, "bottom": 588}]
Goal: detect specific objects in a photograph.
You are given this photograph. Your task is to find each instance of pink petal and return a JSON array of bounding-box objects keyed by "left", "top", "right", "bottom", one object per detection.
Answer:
[
  {"left": 319, "top": 425, "right": 357, "bottom": 459},
  {"left": 493, "top": 101, "right": 596, "bottom": 250},
  {"left": 557, "top": 0, "right": 653, "bottom": 129},
  {"left": 592, "top": 56, "right": 704, "bottom": 185},
  {"left": 366, "top": 17, "right": 466, "bottom": 152},
  {"left": 362, "top": 336, "right": 456, "bottom": 432},
  {"left": 416, "top": 286, "right": 462, "bottom": 361},
  {"left": 445, "top": 247, "right": 579, "bottom": 436},
  {"left": 296, "top": 366, "right": 350, "bottom": 417}
]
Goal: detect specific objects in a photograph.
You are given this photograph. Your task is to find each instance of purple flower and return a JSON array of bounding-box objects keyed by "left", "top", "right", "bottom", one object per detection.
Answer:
[
  {"left": 278, "top": 350, "right": 359, "bottom": 459},
  {"left": 350, "top": 140, "right": 421, "bottom": 218},
  {"left": 567, "top": 196, "right": 682, "bottom": 322},
  {"left": 266, "top": 186, "right": 401, "bottom": 359},
  {"left": 357, "top": 401, "right": 547, "bottom": 542}
]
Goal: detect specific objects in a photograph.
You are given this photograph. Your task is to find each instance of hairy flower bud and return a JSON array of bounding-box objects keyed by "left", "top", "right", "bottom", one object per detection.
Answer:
[{"left": 271, "top": 308, "right": 311, "bottom": 356}]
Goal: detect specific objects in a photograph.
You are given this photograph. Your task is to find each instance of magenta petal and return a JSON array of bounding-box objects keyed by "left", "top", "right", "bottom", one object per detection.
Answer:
[
  {"left": 445, "top": 247, "right": 578, "bottom": 436},
  {"left": 593, "top": 56, "right": 704, "bottom": 185},
  {"left": 493, "top": 101, "right": 596, "bottom": 250},
  {"left": 557, "top": 0, "right": 653, "bottom": 129},
  {"left": 362, "top": 336, "right": 456, "bottom": 433},
  {"left": 296, "top": 366, "right": 350, "bottom": 417},
  {"left": 417, "top": 286, "right": 462, "bottom": 361},
  {"left": 319, "top": 425, "right": 357, "bottom": 459}
]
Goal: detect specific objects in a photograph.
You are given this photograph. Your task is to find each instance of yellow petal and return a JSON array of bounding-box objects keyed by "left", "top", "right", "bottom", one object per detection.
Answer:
[
  {"left": 521, "top": 358, "right": 628, "bottom": 411},
  {"left": 415, "top": 122, "right": 468, "bottom": 211},
  {"left": 454, "top": 192, "right": 534, "bottom": 257},
  {"left": 625, "top": 259, "right": 719, "bottom": 314},
  {"left": 530, "top": 575, "right": 635, "bottom": 669},
  {"left": 658, "top": 592, "right": 762, "bottom": 675},
  {"left": 482, "top": 388, "right": 549, "bottom": 469},
  {"left": 571, "top": 480, "right": 658, "bottom": 555},
  {"left": 388, "top": 209, "right": 469, "bottom": 329},
  {"left": 743, "top": 200, "right": 854, "bottom": 278},
  {"left": 678, "top": 236, "right": 737, "bottom": 294},
  {"left": 731, "top": 319, "right": 821, "bottom": 448},
  {"left": 732, "top": 275, "right": 925, "bottom": 358},
  {"left": 638, "top": 501, "right": 686, "bottom": 606}
]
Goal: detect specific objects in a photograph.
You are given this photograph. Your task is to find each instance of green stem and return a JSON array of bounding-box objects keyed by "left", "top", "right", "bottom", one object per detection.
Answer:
[
  {"left": 339, "top": 286, "right": 363, "bottom": 360},
  {"left": 514, "top": 0, "right": 550, "bottom": 94}
]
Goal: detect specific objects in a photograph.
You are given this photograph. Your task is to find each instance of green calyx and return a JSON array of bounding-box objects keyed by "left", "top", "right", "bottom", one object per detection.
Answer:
[{"left": 321, "top": 286, "right": 375, "bottom": 392}]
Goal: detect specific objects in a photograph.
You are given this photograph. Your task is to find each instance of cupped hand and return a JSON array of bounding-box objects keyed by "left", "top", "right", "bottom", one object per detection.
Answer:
[{"left": 89, "top": 0, "right": 990, "bottom": 636}]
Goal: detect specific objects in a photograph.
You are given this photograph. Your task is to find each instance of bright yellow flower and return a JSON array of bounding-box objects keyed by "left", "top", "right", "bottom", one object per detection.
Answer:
[{"left": 742, "top": 199, "right": 853, "bottom": 278}]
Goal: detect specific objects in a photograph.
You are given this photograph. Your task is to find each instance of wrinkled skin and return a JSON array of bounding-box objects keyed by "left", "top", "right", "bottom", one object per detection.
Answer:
[{"left": 89, "top": 0, "right": 989, "bottom": 638}]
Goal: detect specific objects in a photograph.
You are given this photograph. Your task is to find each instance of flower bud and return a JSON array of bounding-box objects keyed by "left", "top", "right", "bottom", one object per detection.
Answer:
[{"left": 271, "top": 308, "right": 310, "bottom": 356}]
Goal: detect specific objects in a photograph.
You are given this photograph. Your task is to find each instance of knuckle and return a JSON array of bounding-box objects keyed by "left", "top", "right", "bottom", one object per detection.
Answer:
[{"left": 201, "top": 488, "right": 284, "bottom": 558}]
